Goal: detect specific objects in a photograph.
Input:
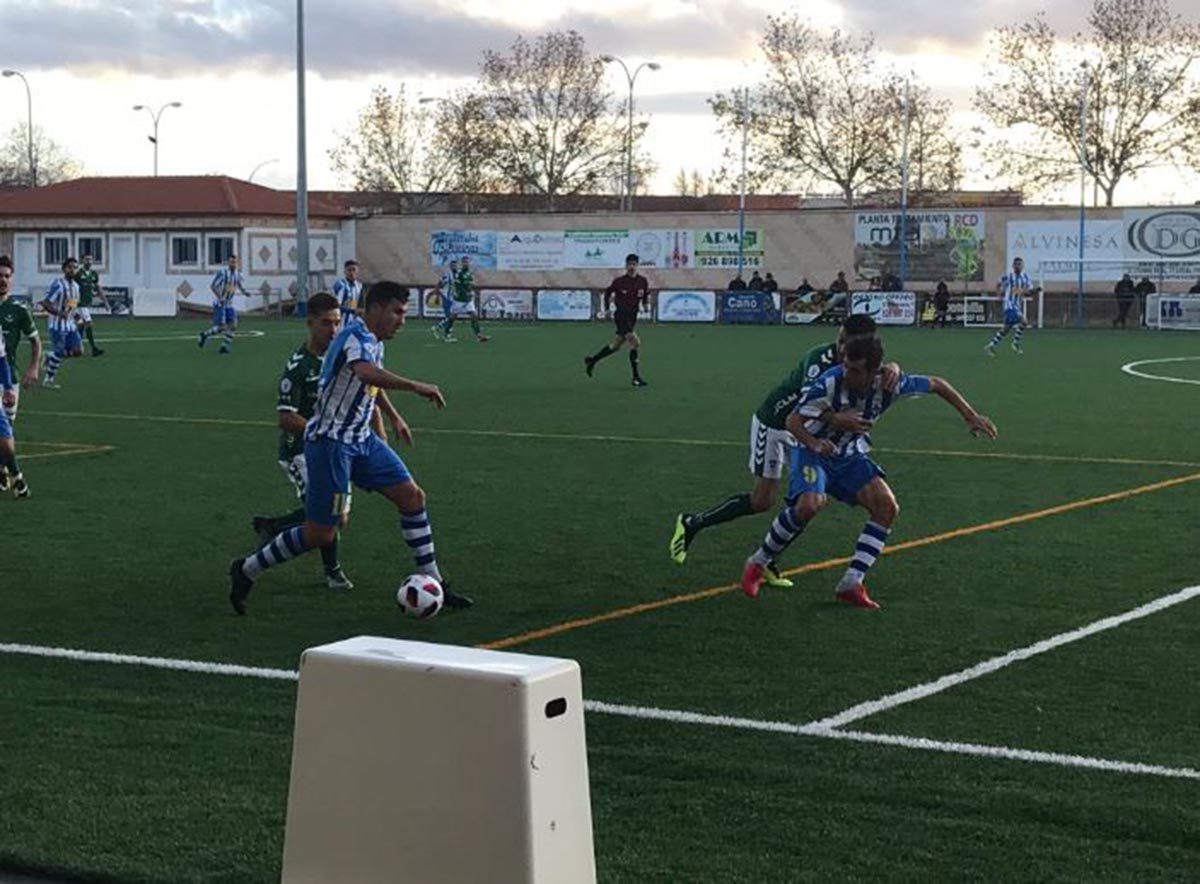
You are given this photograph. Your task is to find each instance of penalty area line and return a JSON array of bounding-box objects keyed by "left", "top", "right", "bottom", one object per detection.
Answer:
[{"left": 0, "top": 641, "right": 1194, "bottom": 782}]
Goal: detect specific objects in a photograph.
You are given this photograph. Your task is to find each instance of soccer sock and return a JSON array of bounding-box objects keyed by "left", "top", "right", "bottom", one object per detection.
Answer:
[
  {"left": 203, "top": 325, "right": 221, "bottom": 339},
  {"left": 1013, "top": 325, "right": 1024, "bottom": 348},
  {"left": 590, "top": 344, "right": 615, "bottom": 363},
  {"left": 270, "top": 506, "right": 307, "bottom": 530},
  {"left": 838, "top": 521, "right": 891, "bottom": 589},
  {"left": 400, "top": 509, "right": 441, "bottom": 580},
  {"left": 443, "top": 317, "right": 456, "bottom": 335},
  {"left": 0, "top": 450, "right": 19, "bottom": 478},
  {"left": 320, "top": 532, "right": 341, "bottom": 574},
  {"left": 45, "top": 352, "right": 62, "bottom": 381},
  {"left": 629, "top": 348, "right": 641, "bottom": 378},
  {"left": 750, "top": 507, "right": 806, "bottom": 566},
  {"left": 85, "top": 325, "right": 97, "bottom": 352},
  {"left": 688, "top": 493, "right": 755, "bottom": 534},
  {"left": 219, "top": 332, "right": 234, "bottom": 351},
  {"left": 241, "top": 526, "right": 310, "bottom": 580},
  {"left": 470, "top": 317, "right": 482, "bottom": 335},
  {"left": 987, "top": 326, "right": 1009, "bottom": 347}
]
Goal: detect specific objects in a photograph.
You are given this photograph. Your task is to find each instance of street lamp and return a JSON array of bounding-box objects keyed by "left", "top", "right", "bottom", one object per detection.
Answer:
[
  {"left": 248, "top": 158, "right": 279, "bottom": 183},
  {"left": 2, "top": 70, "right": 35, "bottom": 187},
  {"left": 420, "top": 96, "right": 471, "bottom": 213},
  {"left": 131, "top": 101, "right": 183, "bottom": 176},
  {"left": 600, "top": 55, "right": 660, "bottom": 212}
]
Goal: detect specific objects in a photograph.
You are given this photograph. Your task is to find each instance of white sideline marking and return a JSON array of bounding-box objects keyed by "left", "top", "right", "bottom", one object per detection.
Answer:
[
  {"left": 2, "top": 634, "right": 1198, "bottom": 781},
  {"left": 20, "top": 409, "right": 1200, "bottom": 468},
  {"left": 93, "top": 330, "right": 268, "bottom": 343},
  {"left": 811, "top": 583, "right": 1200, "bottom": 730},
  {"left": 1121, "top": 356, "right": 1200, "bottom": 387}
]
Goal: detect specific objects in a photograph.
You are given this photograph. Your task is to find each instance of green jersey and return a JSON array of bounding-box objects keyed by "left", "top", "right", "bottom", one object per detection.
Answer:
[
  {"left": 76, "top": 268, "right": 100, "bottom": 306},
  {"left": 0, "top": 299, "right": 38, "bottom": 371},
  {"left": 276, "top": 343, "right": 324, "bottom": 460},
  {"left": 755, "top": 342, "right": 838, "bottom": 430},
  {"left": 453, "top": 268, "right": 474, "bottom": 302}
]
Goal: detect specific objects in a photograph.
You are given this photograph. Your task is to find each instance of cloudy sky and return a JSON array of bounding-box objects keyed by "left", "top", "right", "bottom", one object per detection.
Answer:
[{"left": 1, "top": 0, "right": 1197, "bottom": 202}]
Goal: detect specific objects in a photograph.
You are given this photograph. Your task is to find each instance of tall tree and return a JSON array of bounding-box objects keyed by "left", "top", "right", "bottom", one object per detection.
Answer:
[
  {"left": 471, "top": 30, "right": 635, "bottom": 209},
  {"left": 673, "top": 168, "right": 711, "bottom": 197},
  {"left": 0, "top": 125, "right": 81, "bottom": 187},
  {"left": 328, "top": 84, "right": 449, "bottom": 200},
  {"left": 709, "top": 17, "right": 952, "bottom": 204},
  {"left": 879, "top": 79, "right": 964, "bottom": 194},
  {"left": 975, "top": 0, "right": 1200, "bottom": 206}
]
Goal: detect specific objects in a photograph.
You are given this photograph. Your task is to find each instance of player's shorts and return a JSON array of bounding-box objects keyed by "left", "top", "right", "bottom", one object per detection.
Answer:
[
  {"left": 304, "top": 434, "right": 411, "bottom": 527},
  {"left": 787, "top": 447, "right": 885, "bottom": 506},
  {"left": 748, "top": 413, "right": 795, "bottom": 480},
  {"left": 50, "top": 328, "right": 83, "bottom": 355},
  {"left": 1004, "top": 309, "right": 1024, "bottom": 327},
  {"left": 212, "top": 303, "right": 238, "bottom": 327},
  {"left": 3, "top": 381, "right": 18, "bottom": 420},
  {"left": 76, "top": 307, "right": 93, "bottom": 324},
  {"left": 279, "top": 453, "right": 354, "bottom": 511},
  {"left": 441, "top": 296, "right": 454, "bottom": 318},
  {"left": 0, "top": 406, "right": 12, "bottom": 440},
  {"left": 614, "top": 310, "right": 638, "bottom": 337},
  {"left": 450, "top": 299, "right": 477, "bottom": 317}
]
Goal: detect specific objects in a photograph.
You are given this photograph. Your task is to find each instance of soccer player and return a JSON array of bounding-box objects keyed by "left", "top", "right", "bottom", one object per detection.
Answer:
[
  {"left": 73, "top": 253, "right": 107, "bottom": 357},
  {"left": 332, "top": 259, "right": 362, "bottom": 316},
  {"left": 0, "top": 255, "right": 42, "bottom": 422},
  {"left": 432, "top": 259, "right": 459, "bottom": 342},
  {"left": 984, "top": 257, "right": 1031, "bottom": 356},
  {"left": 438, "top": 256, "right": 490, "bottom": 343},
  {"left": 39, "top": 257, "right": 82, "bottom": 389},
  {"left": 739, "top": 335, "right": 997, "bottom": 606},
  {"left": 200, "top": 254, "right": 249, "bottom": 353},
  {"left": 251, "top": 291, "right": 354, "bottom": 591},
  {"left": 228, "top": 281, "right": 473, "bottom": 615},
  {"left": 0, "top": 324, "right": 29, "bottom": 498},
  {"left": 584, "top": 253, "right": 649, "bottom": 387},
  {"left": 669, "top": 315, "right": 895, "bottom": 581}
]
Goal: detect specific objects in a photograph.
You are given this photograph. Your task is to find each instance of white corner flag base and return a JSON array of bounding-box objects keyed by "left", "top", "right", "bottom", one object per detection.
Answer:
[{"left": 281, "top": 637, "right": 597, "bottom": 884}]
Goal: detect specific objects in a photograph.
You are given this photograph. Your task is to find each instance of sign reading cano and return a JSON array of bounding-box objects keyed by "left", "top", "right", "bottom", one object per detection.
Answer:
[{"left": 657, "top": 290, "right": 717, "bottom": 323}]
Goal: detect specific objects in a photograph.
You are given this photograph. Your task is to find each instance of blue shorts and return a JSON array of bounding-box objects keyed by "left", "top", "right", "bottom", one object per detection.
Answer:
[
  {"left": 304, "top": 434, "right": 412, "bottom": 526},
  {"left": 787, "top": 447, "right": 885, "bottom": 506},
  {"left": 50, "top": 328, "right": 83, "bottom": 355},
  {"left": 1004, "top": 309, "right": 1024, "bottom": 327},
  {"left": 0, "top": 407, "right": 12, "bottom": 440},
  {"left": 212, "top": 304, "right": 237, "bottom": 327},
  {"left": 441, "top": 296, "right": 453, "bottom": 318}
]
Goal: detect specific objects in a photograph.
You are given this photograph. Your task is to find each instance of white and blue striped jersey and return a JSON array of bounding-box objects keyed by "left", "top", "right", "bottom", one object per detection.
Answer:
[
  {"left": 795, "top": 366, "right": 931, "bottom": 458},
  {"left": 45, "top": 277, "right": 80, "bottom": 334},
  {"left": 999, "top": 271, "right": 1032, "bottom": 314},
  {"left": 210, "top": 268, "right": 244, "bottom": 305},
  {"left": 332, "top": 277, "right": 363, "bottom": 314},
  {"left": 439, "top": 270, "right": 455, "bottom": 300},
  {"left": 305, "top": 314, "right": 382, "bottom": 444}
]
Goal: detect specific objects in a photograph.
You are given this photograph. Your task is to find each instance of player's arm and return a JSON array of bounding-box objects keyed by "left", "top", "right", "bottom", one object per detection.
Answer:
[
  {"left": 603, "top": 282, "right": 615, "bottom": 314},
  {"left": 23, "top": 332, "right": 41, "bottom": 384},
  {"left": 276, "top": 368, "right": 308, "bottom": 433},
  {"left": 375, "top": 391, "right": 413, "bottom": 446},
  {"left": 926, "top": 376, "right": 997, "bottom": 439},
  {"left": 1, "top": 355, "right": 15, "bottom": 408},
  {"left": 785, "top": 410, "right": 836, "bottom": 456},
  {"left": 351, "top": 361, "right": 445, "bottom": 409}
]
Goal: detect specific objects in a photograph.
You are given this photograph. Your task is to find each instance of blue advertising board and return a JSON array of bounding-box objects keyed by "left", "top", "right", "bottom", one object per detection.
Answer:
[{"left": 719, "top": 291, "right": 779, "bottom": 324}]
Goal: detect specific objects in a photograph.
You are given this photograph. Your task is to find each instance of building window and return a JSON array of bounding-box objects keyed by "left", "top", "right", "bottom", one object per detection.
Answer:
[
  {"left": 207, "top": 235, "right": 236, "bottom": 267},
  {"left": 42, "top": 235, "right": 70, "bottom": 267},
  {"left": 77, "top": 235, "right": 105, "bottom": 265},
  {"left": 171, "top": 235, "right": 200, "bottom": 267}
]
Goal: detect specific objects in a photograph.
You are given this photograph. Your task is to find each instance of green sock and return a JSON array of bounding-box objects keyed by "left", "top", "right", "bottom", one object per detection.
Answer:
[
  {"left": 320, "top": 532, "right": 341, "bottom": 574},
  {"left": 85, "top": 325, "right": 97, "bottom": 351},
  {"left": 687, "top": 493, "right": 756, "bottom": 535},
  {"left": 471, "top": 317, "right": 481, "bottom": 335}
]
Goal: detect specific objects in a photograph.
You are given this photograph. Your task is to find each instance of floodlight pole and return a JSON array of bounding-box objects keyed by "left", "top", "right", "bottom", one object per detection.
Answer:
[
  {"left": 898, "top": 80, "right": 912, "bottom": 289},
  {"left": 601, "top": 56, "right": 660, "bottom": 212},
  {"left": 1077, "top": 66, "right": 1089, "bottom": 327},
  {"left": 3, "top": 70, "right": 35, "bottom": 186},
  {"left": 296, "top": 0, "right": 311, "bottom": 306},
  {"left": 737, "top": 87, "right": 750, "bottom": 279}
]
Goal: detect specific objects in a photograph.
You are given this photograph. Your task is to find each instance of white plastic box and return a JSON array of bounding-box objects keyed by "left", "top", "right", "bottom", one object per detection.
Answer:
[{"left": 281, "top": 636, "right": 597, "bottom": 884}]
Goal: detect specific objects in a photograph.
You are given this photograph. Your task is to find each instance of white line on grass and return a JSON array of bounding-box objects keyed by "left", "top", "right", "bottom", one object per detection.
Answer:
[
  {"left": 93, "top": 330, "right": 268, "bottom": 343},
  {"left": 1121, "top": 356, "right": 1200, "bottom": 387},
  {"left": 811, "top": 583, "right": 1200, "bottom": 730},
  {"left": 21, "top": 409, "right": 1200, "bottom": 468}
]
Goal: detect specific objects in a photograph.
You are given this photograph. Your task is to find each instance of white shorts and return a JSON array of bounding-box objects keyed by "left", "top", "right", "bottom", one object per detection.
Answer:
[
  {"left": 76, "top": 307, "right": 93, "bottom": 324},
  {"left": 450, "top": 299, "right": 477, "bottom": 316},
  {"left": 748, "top": 413, "right": 795, "bottom": 480},
  {"left": 279, "top": 455, "right": 352, "bottom": 511},
  {"left": 3, "top": 381, "right": 18, "bottom": 420}
]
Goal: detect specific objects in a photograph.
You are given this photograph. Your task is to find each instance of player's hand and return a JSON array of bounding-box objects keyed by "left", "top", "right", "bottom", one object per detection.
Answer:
[
  {"left": 826, "top": 410, "right": 873, "bottom": 434},
  {"left": 414, "top": 382, "right": 445, "bottom": 409},
  {"left": 21, "top": 367, "right": 38, "bottom": 385},
  {"left": 880, "top": 361, "right": 901, "bottom": 392},
  {"left": 967, "top": 413, "right": 997, "bottom": 440},
  {"left": 807, "top": 438, "right": 837, "bottom": 456},
  {"left": 2, "top": 389, "right": 14, "bottom": 409},
  {"left": 391, "top": 415, "right": 414, "bottom": 446}
]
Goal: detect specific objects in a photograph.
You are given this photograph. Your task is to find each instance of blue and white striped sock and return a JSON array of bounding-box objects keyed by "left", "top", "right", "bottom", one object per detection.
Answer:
[
  {"left": 839, "top": 521, "right": 891, "bottom": 589},
  {"left": 401, "top": 510, "right": 441, "bottom": 580},
  {"left": 751, "top": 507, "right": 806, "bottom": 566},
  {"left": 219, "top": 331, "right": 234, "bottom": 351},
  {"left": 242, "top": 526, "right": 309, "bottom": 579},
  {"left": 45, "top": 352, "right": 62, "bottom": 381}
]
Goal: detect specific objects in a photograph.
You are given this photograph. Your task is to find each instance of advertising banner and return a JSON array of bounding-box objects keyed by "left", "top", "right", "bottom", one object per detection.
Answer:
[
  {"left": 431, "top": 230, "right": 496, "bottom": 269},
  {"left": 496, "top": 230, "right": 565, "bottom": 271},
  {"left": 850, "top": 291, "right": 917, "bottom": 326},
  {"left": 720, "top": 290, "right": 780, "bottom": 325},
  {"left": 564, "top": 229, "right": 628, "bottom": 269},
  {"left": 478, "top": 289, "right": 534, "bottom": 320},
  {"left": 536, "top": 289, "right": 593, "bottom": 321},
  {"left": 693, "top": 228, "right": 764, "bottom": 269},
  {"left": 854, "top": 211, "right": 985, "bottom": 282},
  {"left": 781, "top": 293, "right": 825, "bottom": 325},
  {"left": 421, "top": 287, "right": 452, "bottom": 318},
  {"left": 1005, "top": 220, "right": 1124, "bottom": 280},
  {"left": 1121, "top": 210, "right": 1200, "bottom": 280},
  {"left": 657, "top": 290, "right": 717, "bottom": 323},
  {"left": 629, "top": 229, "right": 692, "bottom": 268}
]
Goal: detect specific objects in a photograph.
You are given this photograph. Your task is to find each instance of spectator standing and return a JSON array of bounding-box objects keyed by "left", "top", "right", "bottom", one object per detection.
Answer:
[
  {"left": 932, "top": 280, "right": 951, "bottom": 328},
  {"left": 748, "top": 271, "right": 765, "bottom": 291},
  {"left": 829, "top": 271, "right": 849, "bottom": 297},
  {"left": 1189, "top": 277, "right": 1200, "bottom": 294},
  {"left": 728, "top": 274, "right": 747, "bottom": 291},
  {"left": 1113, "top": 273, "right": 1136, "bottom": 328},
  {"left": 1135, "top": 276, "right": 1156, "bottom": 326},
  {"left": 762, "top": 273, "right": 779, "bottom": 293},
  {"left": 795, "top": 278, "right": 814, "bottom": 297}
]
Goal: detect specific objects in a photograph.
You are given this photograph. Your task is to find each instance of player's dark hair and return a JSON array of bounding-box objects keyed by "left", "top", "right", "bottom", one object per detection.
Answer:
[
  {"left": 344, "top": 259, "right": 357, "bottom": 269},
  {"left": 844, "top": 334, "right": 884, "bottom": 372},
  {"left": 364, "top": 280, "right": 410, "bottom": 310},
  {"left": 0, "top": 255, "right": 12, "bottom": 270},
  {"left": 307, "top": 291, "right": 340, "bottom": 316},
  {"left": 63, "top": 257, "right": 77, "bottom": 269},
  {"left": 842, "top": 314, "right": 877, "bottom": 336},
  {"left": 625, "top": 253, "right": 639, "bottom": 263}
]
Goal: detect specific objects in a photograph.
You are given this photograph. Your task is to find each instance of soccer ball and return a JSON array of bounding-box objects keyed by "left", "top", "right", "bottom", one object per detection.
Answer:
[{"left": 396, "top": 574, "right": 444, "bottom": 619}]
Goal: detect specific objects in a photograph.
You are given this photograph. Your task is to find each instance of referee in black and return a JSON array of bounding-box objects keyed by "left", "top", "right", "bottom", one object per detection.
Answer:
[{"left": 584, "top": 252, "right": 649, "bottom": 387}]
